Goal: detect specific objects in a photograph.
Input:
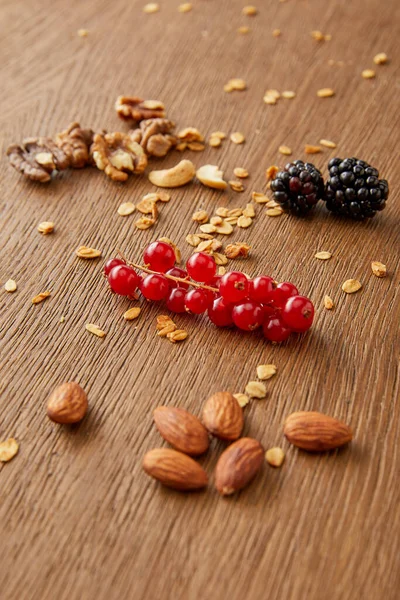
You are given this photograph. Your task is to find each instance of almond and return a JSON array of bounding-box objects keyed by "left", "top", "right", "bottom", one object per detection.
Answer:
[
  {"left": 153, "top": 406, "right": 209, "bottom": 456},
  {"left": 143, "top": 448, "right": 208, "bottom": 491},
  {"left": 215, "top": 438, "right": 264, "bottom": 496},
  {"left": 47, "top": 382, "right": 88, "bottom": 424},
  {"left": 284, "top": 411, "right": 353, "bottom": 451},
  {"left": 202, "top": 391, "right": 244, "bottom": 440}
]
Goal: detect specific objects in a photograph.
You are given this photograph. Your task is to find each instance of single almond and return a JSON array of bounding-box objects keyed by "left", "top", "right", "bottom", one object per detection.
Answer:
[
  {"left": 284, "top": 411, "right": 352, "bottom": 451},
  {"left": 47, "top": 382, "right": 88, "bottom": 424},
  {"left": 153, "top": 406, "right": 209, "bottom": 456},
  {"left": 215, "top": 437, "right": 264, "bottom": 496},
  {"left": 202, "top": 391, "right": 244, "bottom": 440},
  {"left": 143, "top": 448, "right": 208, "bottom": 491}
]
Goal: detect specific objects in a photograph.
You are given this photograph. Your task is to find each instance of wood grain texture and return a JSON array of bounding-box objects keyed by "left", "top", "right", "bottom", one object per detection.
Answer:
[{"left": 0, "top": 1, "right": 399, "bottom": 599}]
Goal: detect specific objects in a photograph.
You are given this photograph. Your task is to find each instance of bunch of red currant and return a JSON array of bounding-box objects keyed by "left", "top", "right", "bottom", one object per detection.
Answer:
[{"left": 104, "top": 241, "right": 315, "bottom": 342}]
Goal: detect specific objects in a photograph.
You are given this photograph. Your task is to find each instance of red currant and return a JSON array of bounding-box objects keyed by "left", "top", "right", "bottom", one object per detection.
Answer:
[
  {"left": 166, "top": 288, "right": 186, "bottom": 313},
  {"left": 186, "top": 252, "right": 217, "bottom": 282},
  {"left": 165, "top": 267, "right": 190, "bottom": 289},
  {"left": 249, "top": 275, "right": 276, "bottom": 304},
  {"left": 143, "top": 241, "right": 176, "bottom": 273},
  {"left": 104, "top": 257, "right": 125, "bottom": 276},
  {"left": 140, "top": 273, "right": 169, "bottom": 301},
  {"left": 108, "top": 265, "right": 140, "bottom": 296},
  {"left": 232, "top": 301, "right": 264, "bottom": 331},
  {"left": 270, "top": 281, "right": 299, "bottom": 307},
  {"left": 184, "top": 289, "right": 209, "bottom": 314},
  {"left": 219, "top": 271, "right": 249, "bottom": 304},
  {"left": 208, "top": 297, "right": 233, "bottom": 327},
  {"left": 281, "top": 295, "right": 314, "bottom": 332},
  {"left": 209, "top": 275, "right": 221, "bottom": 290},
  {"left": 263, "top": 316, "right": 292, "bottom": 342}
]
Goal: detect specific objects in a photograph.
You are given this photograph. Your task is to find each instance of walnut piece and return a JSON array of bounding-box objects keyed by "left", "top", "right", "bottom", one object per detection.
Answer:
[
  {"left": 130, "top": 118, "right": 177, "bottom": 157},
  {"left": 7, "top": 137, "right": 70, "bottom": 182},
  {"left": 115, "top": 96, "right": 166, "bottom": 122},
  {"left": 91, "top": 132, "right": 148, "bottom": 182},
  {"left": 56, "top": 122, "right": 93, "bottom": 168}
]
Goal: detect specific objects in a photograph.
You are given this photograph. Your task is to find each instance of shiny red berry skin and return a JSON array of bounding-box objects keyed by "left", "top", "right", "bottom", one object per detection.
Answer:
[
  {"left": 140, "top": 274, "right": 169, "bottom": 301},
  {"left": 209, "top": 275, "right": 222, "bottom": 290},
  {"left": 165, "top": 267, "right": 190, "bottom": 289},
  {"left": 184, "top": 289, "right": 209, "bottom": 314},
  {"left": 219, "top": 271, "right": 249, "bottom": 304},
  {"left": 249, "top": 276, "right": 276, "bottom": 304},
  {"left": 108, "top": 265, "right": 140, "bottom": 296},
  {"left": 208, "top": 297, "right": 233, "bottom": 327},
  {"left": 143, "top": 241, "right": 176, "bottom": 273},
  {"left": 166, "top": 287, "right": 186, "bottom": 313},
  {"left": 263, "top": 316, "right": 292, "bottom": 342},
  {"left": 281, "top": 295, "right": 314, "bottom": 332},
  {"left": 270, "top": 281, "right": 299, "bottom": 307},
  {"left": 186, "top": 252, "right": 217, "bottom": 283},
  {"left": 104, "top": 257, "right": 125, "bottom": 276},
  {"left": 232, "top": 301, "right": 264, "bottom": 331}
]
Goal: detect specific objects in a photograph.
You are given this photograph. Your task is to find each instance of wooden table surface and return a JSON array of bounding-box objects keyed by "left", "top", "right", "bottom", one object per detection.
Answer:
[{"left": 1, "top": 1, "right": 399, "bottom": 599}]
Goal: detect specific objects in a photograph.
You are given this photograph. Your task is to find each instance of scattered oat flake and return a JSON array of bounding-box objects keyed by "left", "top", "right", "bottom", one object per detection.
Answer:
[
  {"left": 123, "top": 307, "right": 141, "bottom": 320},
  {"left": 282, "top": 90, "right": 296, "bottom": 99},
  {"left": 32, "top": 291, "right": 51, "bottom": 304},
  {"left": 200, "top": 224, "right": 216, "bottom": 234},
  {"left": 264, "top": 95, "right": 277, "bottom": 105},
  {"left": 234, "top": 393, "right": 250, "bottom": 408},
  {"left": 178, "top": 3, "right": 192, "bottom": 12},
  {"left": 252, "top": 191, "right": 269, "bottom": 203},
  {"left": 315, "top": 251, "right": 332, "bottom": 260},
  {"left": 237, "top": 215, "right": 252, "bottom": 228},
  {"left": 224, "top": 79, "right": 247, "bottom": 93},
  {"left": 143, "top": 3, "right": 159, "bottom": 13},
  {"left": 362, "top": 69, "right": 376, "bottom": 79},
  {"left": 324, "top": 295, "right": 334, "bottom": 310},
  {"left": 266, "top": 207, "right": 283, "bottom": 217},
  {"left": 157, "top": 191, "right": 171, "bottom": 202},
  {"left": 4, "top": 279, "right": 17, "bottom": 293},
  {"left": 373, "top": 52, "right": 388, "bottom": 65},
  {"left": 265, "top": 447, "right": 285, "bottom": 467},
  {"left": 279, "top": 145, "right": 292, "bottom": 156},
  {"left": 192, "top": 210, "right": 209, "bottom": 223},
  {"left": 216, "top": 207, "right": 229, "bottom": 218},
  {"left": 265, "top": 89, "right": 280, "bottom": 99},
  {"left": 320, "top": 139, "right": 337, "bottom": 149},
  {"left": 245, "top": 381, "right": 267, "bottom": 399},
  {"left": 371, "top": 261, "right": 387, "bottom": 278},
  {"left": 225, "top": 243, "right": 251, "bottom": 259},
  {"left": 243, "top": 203, "right": 255, "bottom": 218},
  {"left": 215, "top": 222, "right": 234, "bottom": 235},
  {"left": 342, "top": 279, "right": 362, "bottom": 294},
  {"left": 77, "top": 29, "right": 89, "bottom": 37},
  {"left": 118, "top": 202, "right": 136, "bottom": 216},
  {"left": 311, "top": 30, "right": 324, "bottom": 41},
  {"left": 209, "top": 136, "right": 222, "bottom": 148},
  {"left": 234, "top": 167, "right": 249, "bottom": 178},
  {"left": 230, "top": 132, "right": 245, "bottom": 144},
  {"left": 218, "top": 266, "right": 226, "bottom": 276},
  {"left": 85, "top": 323, "right": 106, "bottom": 337},
  {"left": 272, "top": 29, "right": 281, "bottom": 37},
  {"left": 257, "top": 364, "right": 277, "bottom": 380},
  {"left": 76, "top": 246, "right": 102, "bottom": 259},
  {"left": 137, "top": 198, "right": 156, "bottom": 214},
  {"left": 60, "top": 316, "right": 65, "bottom": 323},
  {"left": 266, "top": 165, "right": 279, "bottom": 181},
  {"left": 135, "top": 216, "right": 155, "bottom": 230},
  {"left": 0, "top": 438, "right": 19, "bottom": 462},
  {"left": 317, "top": 88, "right": 335, "bottom": 98},
  {"left": 167, "top": 329, "right": 188, "bottom": 343},
  {"left": 243, "top": 5, "right": 257, "bottom": 15},
  {"left": 186, "top": 234, "right": 201, "bottom": 247},
  {"left": 305, "top": 144, "right": 322, "bottom": 154},
  {"left": 213, "top": 252, "right": 229, "bottom": 266},
  {"left": 229, "top": 180, "right": 245, "bottom": 193},
  {"left": 38, "top": 221, "right": 54, "bottom": 234},
  {"left": 238, "top": 25, "right": 250, "bottom": 34}
]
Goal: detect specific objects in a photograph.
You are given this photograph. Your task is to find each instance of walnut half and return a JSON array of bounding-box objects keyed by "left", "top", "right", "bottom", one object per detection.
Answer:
[
  {"left": 56, "top": 122, "right": 93, "bottom": 168},
  {"left": 91, "top": 132, "right": 148, "bottom": 182},
  {"left": 115, "top": 96, "right": 166, "bottom": 122},
  {"left": 129, "top": 118, "right": 177, "bottom": 157},
  {"left": 7, "top": 137, "right": 70, "bottom": 182}
]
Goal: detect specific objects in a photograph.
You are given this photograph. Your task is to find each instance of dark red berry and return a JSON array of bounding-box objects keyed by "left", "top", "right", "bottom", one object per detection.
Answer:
[
  {"left": 249, "top": 275, "right": 276, "bottom": 304},
  {"left": 108, "top": 265, "right": 140, "bottom": 296},
  {"left": 219, "top": 271, "right": 249, "bottom": 304},
  {"left": 208, "top": 297, "right": 233, "bottom": 327},
  {"left": 166, "top": 287, "right": 186, "bottom": 313},
  {"left": 263, "top": 316, "right": 292, "bottom": 342},
  {"left": 140, "top": 273, "right": 169, "bottom": 301},
  {"left": 281, "top": 295, "right": 314, "bottom": 332},
  {"left": 165, "top": 267, "right": 190, "bottom": 289},
  {"left": 104, "top": 257, "right": 125, "bottom": 276},
  {"left": 186, "top": 252, "right": 217, "bottom": 283},
  {"left": 184, "top": 289, "right": 209, "bottom": 314},
  {"left": 232, "top": 301, "right": 264, "bottom": 331},
  {"left": 143, "top": 241, "right": 176, "bottom": 273}
]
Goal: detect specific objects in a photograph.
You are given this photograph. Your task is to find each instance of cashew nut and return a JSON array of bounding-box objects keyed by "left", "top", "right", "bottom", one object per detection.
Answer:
[
  {"left": 196, "top": 164, "right": 227, "bottom": 190},
  {"left": 148, "top": 159, "right": 195, "bottom": 188}
]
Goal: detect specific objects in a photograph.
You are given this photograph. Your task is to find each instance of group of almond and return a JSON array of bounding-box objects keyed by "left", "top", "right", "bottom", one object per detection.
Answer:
[{"left": 143, "top": 391, "right": 353, "bottom": 495}]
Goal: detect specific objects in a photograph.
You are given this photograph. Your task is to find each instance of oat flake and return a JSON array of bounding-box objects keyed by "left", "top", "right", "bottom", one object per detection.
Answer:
[
  {"left": 371, "top": 261, "right": 387, "bottom": 278},
  {"left": 118, "top": 202, "right": 136, "bottom": 216},
  {"left": 324, "top": 295, "right": 334, "bottom": 310},
  {"left": 257, "top": 364, "right": 277, "bottom": 380},
  {"left": 315, "top": 251, "right": 332, "bottom": 260},
  {"left": 245, "top": 381, "right": 267, "bottom": 399},
  {"left": 233, "top": 393, "right": 250, "bottom": 408},
  {"left": 86, "top": 323, "right": 106, "bottom": 337},
  {"left": 123, "top": 307, "right": 141, "bottom": 320},
  {"left": 0, "top": 438, "right": 19, "bottom": 462},
  {"left": 342, "top": 279, "right": 362, "bottom": 294},
  {"left": 5, "top": 279, "right": 17, "bottom": 293},
  {"left": 265, "top": 447, "right": 285, "bottom": 467}
]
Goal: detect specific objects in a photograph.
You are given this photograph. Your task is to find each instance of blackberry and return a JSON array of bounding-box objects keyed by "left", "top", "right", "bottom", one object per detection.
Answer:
[
  {"left": 270, "top": 160, "right": 324, "bottom": 216},
  {"left": 324, "top": 157, "right": 389, "bottom": 220}
]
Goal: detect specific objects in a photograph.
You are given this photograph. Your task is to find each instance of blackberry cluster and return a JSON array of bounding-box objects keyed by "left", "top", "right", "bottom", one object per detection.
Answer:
[
  {"left": 270, "top": 160, "right": 324, "bottom": 216},
  {"left": 324, "top": 157, "right": 389, "bottom": 220}
]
